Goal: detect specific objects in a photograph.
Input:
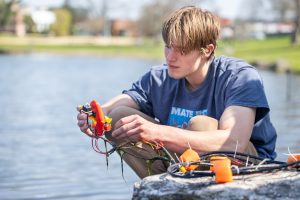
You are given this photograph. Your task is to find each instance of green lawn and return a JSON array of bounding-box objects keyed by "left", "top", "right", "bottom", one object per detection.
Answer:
[
  {"left": 0, "top": 43, "right": 164, "bottom": 59},
  {"left": 0, "top": 35, "right": 299, "bottom": 73},
  {"left": 217, "top": 37, "right": 300, "bottom": 73}
]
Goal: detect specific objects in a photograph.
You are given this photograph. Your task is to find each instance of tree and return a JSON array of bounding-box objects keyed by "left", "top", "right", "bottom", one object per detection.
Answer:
[
  {"left": 24, "top": 15, "right": 36, "bottom": 33},
  {"left": 51, "top": 8, "right": 72, "bottom": 36},
  {"left": 272, "top": 0, "right": 294, "bottom": 21},
  {"left": 272, "top": 0, "right": 300, "bottom": 45},
  {"left": 86, "top": 0, "right": 110, "bottom": 36},
  {"left": 62, "top": 0, "right": 89, "bottom": 34},
  {"left": 0, "top": 0, "right": 17, "bottom": 30},
  {"left": 138, "top": 0, "right": 174, "bottom": 39},
  {"left": 138, "top": 0, "right": 204, "bottom": 40},
  {"left": 234, "top": 0, "right": 279, "bottom": 22},
  {"left": 291, "top": 0, "right": 300, "bottom": 44}
]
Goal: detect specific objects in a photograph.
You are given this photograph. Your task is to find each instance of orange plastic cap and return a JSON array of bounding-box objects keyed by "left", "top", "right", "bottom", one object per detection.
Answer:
[
  {"left": 179, "top": 148, "right": 200, "bottom": 171},
  {"left": 287, "top": 154, "right": 300, "bottom": 163},
  {"left": 213, "top": 157, "right": 233, "bottom": 183},
  {"left": 210, "top": 156, "right": 227, "bottom": 172}
]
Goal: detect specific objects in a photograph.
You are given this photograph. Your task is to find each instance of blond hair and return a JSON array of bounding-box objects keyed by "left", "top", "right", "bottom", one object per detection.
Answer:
[{"left": 162, "top": 6, "right": 220, "bottom": 56}]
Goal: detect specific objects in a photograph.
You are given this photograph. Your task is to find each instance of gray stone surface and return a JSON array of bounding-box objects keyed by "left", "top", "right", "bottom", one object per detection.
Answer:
[{"left": 132, "top": 170, "right": 300, "bottom": 200}]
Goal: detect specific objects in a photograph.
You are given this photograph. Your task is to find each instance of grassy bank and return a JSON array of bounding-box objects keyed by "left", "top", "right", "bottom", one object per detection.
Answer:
[
  {"left": 218, "top": 36, "right": 300, "bottom": 73},
  {"left": 0, "top": 43, "right": 164, "bottom": 59},
  {"left": 0, "top": 35, "right": 164, "bottom": 59},
  {"left": 0, "top": 35, "right": 299, "bottom": 72}
]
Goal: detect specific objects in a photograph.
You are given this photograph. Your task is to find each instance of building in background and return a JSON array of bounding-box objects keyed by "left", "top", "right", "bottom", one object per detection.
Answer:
[
  {"left": 110, "top": 19, "right": 138, "bottom": 37},
  {"left": 30, "top": 8, "right": 56, "bottom": 33},
  {"left": 219, "top": 17, "right": 234, "bottom": 39},
  {"left": 13, "top": 4, "right": 25, "bottom": 37},
  {"left": 234, "top": 20, "right": 294, "bottom": 40},
  {"left": 74, "top": 18, "right": 138, "bottom": 37}
]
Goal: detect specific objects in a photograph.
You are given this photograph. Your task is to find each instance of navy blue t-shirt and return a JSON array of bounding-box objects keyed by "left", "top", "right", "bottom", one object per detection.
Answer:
[{"left": 123, "top": 56, "right": 277, "bottom": 159}]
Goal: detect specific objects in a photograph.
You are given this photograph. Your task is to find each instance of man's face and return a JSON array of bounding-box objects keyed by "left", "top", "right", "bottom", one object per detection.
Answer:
[{"left": 164, "top": 46, "right": 204, "bottom": 80}]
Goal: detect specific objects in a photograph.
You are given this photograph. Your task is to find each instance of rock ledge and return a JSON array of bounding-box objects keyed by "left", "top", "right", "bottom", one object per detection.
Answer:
[{"left": 132, "top": 170, "right": 300, "bottom": 200}]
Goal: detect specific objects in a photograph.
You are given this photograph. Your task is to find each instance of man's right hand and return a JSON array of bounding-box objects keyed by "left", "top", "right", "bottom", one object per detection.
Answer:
[{"left": 76, "top": 106, "right": 94, "bottom": 137}]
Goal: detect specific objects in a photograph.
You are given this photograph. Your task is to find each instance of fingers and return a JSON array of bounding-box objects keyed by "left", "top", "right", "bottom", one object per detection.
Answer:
[
  {"left": 76, "top": 105, "right": 87, "bottom": 128},
  {"left": 84, "top": 128, "right": 94, "bottom": 138},
  {"left": 77, "top": 111, "right": 87, "bottom": 120},
  {"left": 112, "top": 115, "right": 143, "bottom": 140},
  {"left": 77, "top": 115, "right": 94, "bottom": 137},
  {"left": 113, "top": 126, "right": 141, "bottom": 141},
  {"left": 114, "top": 115, "right": 138, "bottom": 130},
  {"left": 77, "top": 113, "right": 87, "bottom": 127},
  {"left": 76, "top": 106, "right": 94, "bottom": 137},
  {"left": 79, "top": 122, "right": 88, "bottom": 132},
  {"left": 76, "top": 105, "right": 83, "bottom": 112},
  {"left": 79, "top": 123, "right": 93, "bottom": 138},
  {"left": 112, "top": 122, "right": 134, "bottom": 139}
]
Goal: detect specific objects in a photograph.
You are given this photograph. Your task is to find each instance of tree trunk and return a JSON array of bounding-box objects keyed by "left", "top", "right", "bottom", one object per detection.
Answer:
[{"left": 291, "top": 0, "right": 300, "bottom": 45}]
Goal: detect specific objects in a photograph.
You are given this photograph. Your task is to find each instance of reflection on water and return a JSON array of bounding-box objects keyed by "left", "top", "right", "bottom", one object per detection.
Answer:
[
  {"left": 0, "top": 54, "right": 299, "bottom": 199},
  {"left": 260, "top": 71, "right": 300, "bottom": 160}
]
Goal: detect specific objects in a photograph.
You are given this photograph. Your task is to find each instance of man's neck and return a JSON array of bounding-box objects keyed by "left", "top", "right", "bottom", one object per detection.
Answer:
[{"left": 185, "top": 59, "right": 211, "bottom": 91}]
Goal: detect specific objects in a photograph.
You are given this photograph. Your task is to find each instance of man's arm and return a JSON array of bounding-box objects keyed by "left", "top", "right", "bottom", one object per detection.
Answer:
[
  {"left": 163, "top": 106, "right": 256, "bottom": 153},
  {"left": 101, "top": 94, "right": 139, "bottom": 115},
  {"left": 112, "top": 105, "right": 256, "bottom": 154}
]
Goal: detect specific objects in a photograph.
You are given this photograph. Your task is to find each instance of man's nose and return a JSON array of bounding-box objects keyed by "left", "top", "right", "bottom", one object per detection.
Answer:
[{"left": 166, "top": 48, "right": 177, "bottom": 62}]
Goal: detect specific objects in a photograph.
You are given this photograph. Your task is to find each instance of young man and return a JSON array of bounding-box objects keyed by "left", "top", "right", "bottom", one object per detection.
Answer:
[{"left": 77, "top": 6, "right": 277, "bottom": 178}]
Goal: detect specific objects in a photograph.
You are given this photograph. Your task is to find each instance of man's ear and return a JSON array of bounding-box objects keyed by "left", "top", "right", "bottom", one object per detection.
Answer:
[{"left": 201, "top": 44, "right": 215, "bottom": 58}]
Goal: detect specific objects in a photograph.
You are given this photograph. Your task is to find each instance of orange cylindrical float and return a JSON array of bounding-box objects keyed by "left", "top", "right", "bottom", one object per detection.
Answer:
[
  {"left": 179, "top": 148, "right": 200, "bottom": 171},
  {"left": 210, "top": 156, "right": 224, "bottom": 172},
  {"left": 210, "top": 156, "right": 233, "bottom": 183},
  {"left": 287, "top": 154, "right": 300, "bottom": 163}
]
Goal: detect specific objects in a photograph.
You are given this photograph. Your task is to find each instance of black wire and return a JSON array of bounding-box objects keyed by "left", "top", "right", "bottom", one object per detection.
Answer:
[
  {"left": 200, "top": 151, "right": 286, "bottom": 165},
  {"left": 92, "top": 137, "right": 117, "bottom": 156},
  {"left": 167, "top": 153, "right": 300, "bottom": 178},
  {"left": 167, "top": 163, "right": 214, "bottom": 178}
]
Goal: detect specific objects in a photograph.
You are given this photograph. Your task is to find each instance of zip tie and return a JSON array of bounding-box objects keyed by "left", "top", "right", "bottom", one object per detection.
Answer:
[
  {"left": 255, "top": 158, "right": 269, "bottom": 170},
  {"left": 188, "top": 141, "right": 192, "bottom": 149},
  {"left": 174, "top": 153, "right": 181, "bottom": 163},
  {"left": 234, "top": 140, "right": 239, "bottom": 159},
  {"left": 231, "top": 165, "right": 240, "bottom": 174},
  {"left": 288, "top": 147, "right": 297, "bottom": 162},
  {"left": 246, "top": 156, "right": 249, "bottom": 167},
  {"left": 161, "top": 146, "right": 176, "bottom": 164}
]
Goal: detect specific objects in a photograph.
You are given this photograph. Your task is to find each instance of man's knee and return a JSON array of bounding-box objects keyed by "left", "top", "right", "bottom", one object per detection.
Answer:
[
  {"left": 108, "top": 106, "right": 157, "bottom": 125},
  {"left": 187, "top": 115, "right": 218, "bottom": 132},
  {"left": 108, "top": 106, "right": 138, "bottom": 125}
]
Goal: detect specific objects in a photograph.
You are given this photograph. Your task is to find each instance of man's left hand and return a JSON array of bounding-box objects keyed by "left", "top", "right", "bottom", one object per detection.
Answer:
[{"left": 112, "top": 114, "right": 159, "bottom": 142}]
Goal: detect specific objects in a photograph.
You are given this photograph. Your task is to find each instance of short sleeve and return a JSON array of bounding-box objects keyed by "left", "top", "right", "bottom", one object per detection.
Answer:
[
  {"left": 122, "top": 71, "right": 154, "bottom": 116},
  {"left": 225, "top": 67, "right": 270, "bottom": 123}
]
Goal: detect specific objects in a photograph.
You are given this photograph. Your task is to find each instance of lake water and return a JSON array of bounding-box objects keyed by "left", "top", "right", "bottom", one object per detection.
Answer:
[{"left": 0, "top": 53, "right": 299, "bottom": 200}]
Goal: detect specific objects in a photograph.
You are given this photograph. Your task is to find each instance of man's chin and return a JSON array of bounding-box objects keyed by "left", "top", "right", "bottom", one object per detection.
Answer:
[
  {"left": 168, "top": 71, "right": 182, "bottom": 79},
  {"left": 168, "top": 70, "right": 184, "bottom": 79}
]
